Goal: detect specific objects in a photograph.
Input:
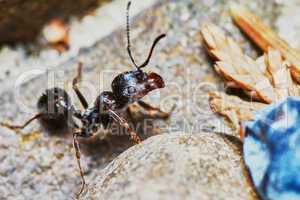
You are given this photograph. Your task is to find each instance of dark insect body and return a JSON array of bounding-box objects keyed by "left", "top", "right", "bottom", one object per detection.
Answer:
[
  {"left": 37, "top": 87, "right": 74, "bottom": 134},
  {"left": 1, "top": 1, "right": 173, "bottom": 197}
]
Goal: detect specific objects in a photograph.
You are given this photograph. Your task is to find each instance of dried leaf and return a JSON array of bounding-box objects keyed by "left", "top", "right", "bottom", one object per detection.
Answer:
[
  {"left": 266, "top": 50, "right": 299, "bottom": 99},
  {"left": 230, "top": 4, "right": 300, "bottom": 82},
  {"left": 209, "top": 92, "right": 266, "bottom": 131},
  {"left": 201, "top": 23, "right": 297, "bottom": 103},
  {"left": 201, "top": 23, "right": 300, "bottom": 131}
]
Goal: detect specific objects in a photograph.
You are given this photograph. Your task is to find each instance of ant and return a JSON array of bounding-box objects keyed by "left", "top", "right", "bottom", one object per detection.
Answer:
[{"left": 1, "top": 1, "right": 173, "bottom": 197}]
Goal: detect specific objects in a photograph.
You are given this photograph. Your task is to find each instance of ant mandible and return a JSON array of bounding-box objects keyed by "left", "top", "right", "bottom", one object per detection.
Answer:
[{"left": 1, "top": 1, "right": 173, "bottom": 197}]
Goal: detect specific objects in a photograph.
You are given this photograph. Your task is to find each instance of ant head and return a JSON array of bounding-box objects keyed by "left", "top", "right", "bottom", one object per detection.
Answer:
[
  {"left": 111, "top": 1, "right": 166, "bottom": 105},
  {"left": 111, "top": 70, "right": 164, "bottom": 104}
]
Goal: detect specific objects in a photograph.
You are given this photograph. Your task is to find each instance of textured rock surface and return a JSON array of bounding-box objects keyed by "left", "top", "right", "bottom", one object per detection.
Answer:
[
  {"left": 84, "top": 133, "right": 257, "bottom": 200},
  {"left": 276, "top": 0, "right": 300, "bottom": 50},
  {"left": 0, "top": 0, "right": 299, "bottom": 199}
]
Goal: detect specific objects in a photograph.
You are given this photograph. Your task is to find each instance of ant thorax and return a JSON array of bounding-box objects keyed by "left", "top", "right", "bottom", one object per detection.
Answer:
[
  {"left": 94, "top": 91, "right": 116, "bottom": 112},
  {"left": 80, "top": 107, "right": 99, "bottom": 135}
]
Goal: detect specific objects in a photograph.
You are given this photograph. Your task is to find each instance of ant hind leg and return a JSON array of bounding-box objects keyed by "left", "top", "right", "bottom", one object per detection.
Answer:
[
  {"left": 73, "top": 129, "right": 86, "bottom": 197},
  {"left": 126, "top": 105, "right": 135, "bottom": 121},
  {"left": 0, "top": 113, "right": 43, "bottom": 131}
]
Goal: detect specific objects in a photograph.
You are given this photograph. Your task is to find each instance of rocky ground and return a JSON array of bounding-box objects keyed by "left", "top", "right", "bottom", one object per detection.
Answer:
[
  {"left": 83, "top": 133, "right": 257, "bottom": 200},
  {"left": 0, "top": 0, "right": 299, "bottom": 199}
]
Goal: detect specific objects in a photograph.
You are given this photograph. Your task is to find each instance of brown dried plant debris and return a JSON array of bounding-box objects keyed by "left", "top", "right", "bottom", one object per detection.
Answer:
[
  {"left": 42, "top": 19, "right": 70, "bottom": 52},
  {"left": 230, "top": 4, "right": 300, "bottom": 83},
  {"left": 209, "top": 92, "right": 265, "bottom": 130},
  {"left": 201, "top": 23, "right": 300, "bottom": 131}
]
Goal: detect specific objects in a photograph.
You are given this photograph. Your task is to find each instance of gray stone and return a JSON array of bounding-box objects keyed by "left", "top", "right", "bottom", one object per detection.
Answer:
[{"left": 84, "top": 133, "right": 258, "bottom": 200}]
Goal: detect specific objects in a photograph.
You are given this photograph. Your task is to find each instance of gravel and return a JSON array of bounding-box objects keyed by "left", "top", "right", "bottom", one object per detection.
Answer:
[{"left": 0, "top": 0, "right": 299, "bottom": 199}]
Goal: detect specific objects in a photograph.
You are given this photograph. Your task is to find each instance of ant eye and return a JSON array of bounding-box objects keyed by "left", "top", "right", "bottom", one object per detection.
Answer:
[{"left": 127, "top": 86, "right": 136, "bottom": 94}]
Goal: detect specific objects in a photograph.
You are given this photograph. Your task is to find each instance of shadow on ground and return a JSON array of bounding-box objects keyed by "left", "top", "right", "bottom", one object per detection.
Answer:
[{"left": 0, "top": 0, "right": 109, "bottom": 43}]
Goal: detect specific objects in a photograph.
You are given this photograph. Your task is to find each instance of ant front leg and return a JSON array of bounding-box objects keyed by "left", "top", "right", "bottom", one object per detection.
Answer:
[
  {"left": 108, "top": 110, "right": 141, "bottom": 144},
  {"left": 126, "top": 105, "right": 135, "bottom": 121},
  {"left": 0, "top": 113, "right": 43, "bottom": 131},
  {"left": 73, "top": 62, "right": 89, "bottom": 109},
  {"left": 137, "top": 100, "right": 175, "bottom": 119},
  {"left": 72, "top": 129, "right": 86, "bottom": 197}
]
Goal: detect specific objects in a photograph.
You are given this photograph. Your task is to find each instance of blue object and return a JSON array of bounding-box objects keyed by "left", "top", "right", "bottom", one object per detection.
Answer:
[{"left": 243, "top": 97, "right": 300, "bottom": 200}]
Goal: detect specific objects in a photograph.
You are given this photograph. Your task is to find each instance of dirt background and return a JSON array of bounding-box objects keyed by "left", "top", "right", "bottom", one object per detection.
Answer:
[{"left": 0, "top": 0, "right": 299, "bottom": 199}]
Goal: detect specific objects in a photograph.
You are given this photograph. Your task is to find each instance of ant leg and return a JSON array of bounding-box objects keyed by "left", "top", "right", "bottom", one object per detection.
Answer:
[
  {"left": 73, "top": 129, "right": 86, "bottom": 197},
  {"left": 108, "top": 110, "right": 141, "bottom": 144},
  {"left": 137, "top": 100, "right": 175, "bottom": 119},
  {"left": 126, "top": 106, "right": 134, "bottom": 121},
  {"left": 72, "top": 62, "right": 89, "bottom": 109},
  {"left": 0, "top": 113, "right": 43, "bottom": 130}
]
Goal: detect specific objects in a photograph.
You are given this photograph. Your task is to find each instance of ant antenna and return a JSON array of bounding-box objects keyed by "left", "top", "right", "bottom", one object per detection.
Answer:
[
  {"left": 138, "top": 33, "right": 166, "bottom": 69},
  {"left": 126, "top": 1, "right": 166, "bottom": 70},
  {"left": 126, "top": 1, "right": 139, "bottom": 69}
]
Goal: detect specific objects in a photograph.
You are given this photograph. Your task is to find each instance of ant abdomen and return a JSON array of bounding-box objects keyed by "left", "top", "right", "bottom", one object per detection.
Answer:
[{"left": 37, "top": 87, "right": 74, "bottom": 135}]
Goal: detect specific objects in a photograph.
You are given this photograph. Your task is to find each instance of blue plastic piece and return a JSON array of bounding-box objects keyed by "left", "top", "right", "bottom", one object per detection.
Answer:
[{"left": 243, "top": 97, "right": 300, "bottom": 200}]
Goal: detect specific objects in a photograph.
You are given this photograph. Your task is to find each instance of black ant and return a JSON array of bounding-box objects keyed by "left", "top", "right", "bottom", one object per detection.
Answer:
[{"left": 1, "top": 1, "right": 173, "bottom": 197}]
